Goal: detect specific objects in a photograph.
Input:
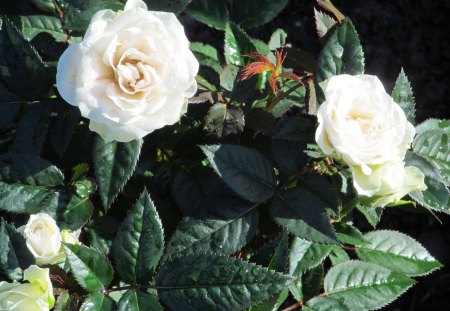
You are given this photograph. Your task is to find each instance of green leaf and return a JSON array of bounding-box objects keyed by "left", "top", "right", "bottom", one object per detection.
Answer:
[
  {"left": 224, "top": 22, "right": 256, "bottom": 66},
  {"left": 85, "top": 216, "right": 119, "bottom": 256},
  {"left": 185, "top": 0, "right": 229, "bottom": 30},
  {"left": 80, "top": 294, "right": 117, "bottom": 311},
  {"left": 413, "top": 126, "right": 450, "bottom": 186},
  {"left": 51, "top": 105, "right": 80, "bottom": 158},
  {"left": 270, "top": 184, "right": 338, "bottom": 244},
  {"left": 289, "top": 238, "right": 332, "bottom": 275},
  {"left": 0, "top": 153, "right": 64, "bottom": 214},
  {"left": 268, "top": 28, "right": 288, "bottom": 50},
  {"left": 392, "top": 68, "right": 415, "bottom": 124},
  {"left": 19, "top": 15, "right": 67, "bottom": 41},
  {"left": 0, "top": 219, "right": 34, "bottom": 281},
  {"left": 415, "top": 118, "right": 450, "bottom": 135},
  {"left": 229, "top": 0, "right": 289, "bottom": 29},
  {"left": 247, "top": 109, "right": 277, "bottom": 137},
  {"left": 252, "top": 231, "right": 289, "bottom": 272},
  {"left": 315, "top": 18, "right": 364, "bottom": 85},
  {"left": 143, "top": 0, "right": 190, "bottom": 13},
  {"left": 0, "top": 17, "right": 50, "bottom": 99},
  {"left": 64, "top": 0, "right": 124, "bottom": 32},
  {"left": 314, "top": 8, "right": 337, "bottom": 38},
  {"left": 113, "top": 190, "right": 164, "bottom": 284},
  {"left": 355, "top": 205, "right": 383, "bottom": 228},
  {"left": 163, "top": 196, "right": 258, "bottom": 261},
  {"left": 405, "top": 152, "right": 449, "bottom": 214},
  {"left": 274, "top": 114, "right": 316, "bottom": 142},
  {"left": 9, "top": 101, "right": 52, "bottom": 154},
  {"left": 117, "top": 290, "right": 163, "bottom": 311},
  {"left": 201, "top": 145, "right": 276, "bottom": 203},
  {"left": 54, "top": 291, "right": 78, "bottom": 311},
  {"left": 203, "top": 103, "right": 227, "bottom": 135},
  {"left": 323, "top": 261, "right": 415, "bottom": 311},
  {"left": 190, "top": 42, "right": 221, "bottom": 73},
  {"left": 57, "top": 193, "right": 94, "bottom": 230},
  {"left": 301, "top": 264, "right": 324, "bottom": 302},
  {"left": 356, "top": 230, "right": 442, "bottom": 276},
  {"left": 335, "top": 223, "right": 369, "bottom": 245},
  {"left": 304, "top": 296, "right": 350, "bottom": 311},
  {"left": 93, "top": 137, "right": 142, "bottom": 210},
  {"left": 64, "top": 243, "right": 114, "bottom": 292},
  {"left": 156, "top": 254, "right": 293, "bottom": 311},
  {"left": 328, "top": 246, "right": 350, "bottom": 266},
  {"left": 29, "top": 0, "right": 57, "bottom": 13}
]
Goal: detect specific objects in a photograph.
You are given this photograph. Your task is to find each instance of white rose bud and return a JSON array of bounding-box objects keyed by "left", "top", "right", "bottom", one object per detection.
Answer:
[
  {"left": 351, "top": 162, "right": 427, "bottom": 207},
  {"left": 23, "top": 214, "right": 64, "bottom": 265},
  {"left": 0, "top": 265, "right": 54, "bottom": 311},
  {"left": 315, "top": 74, "right": 415, "bottom": 175},
  {"left": 56, "top": 0, "right": 199, "bottom": 142}
]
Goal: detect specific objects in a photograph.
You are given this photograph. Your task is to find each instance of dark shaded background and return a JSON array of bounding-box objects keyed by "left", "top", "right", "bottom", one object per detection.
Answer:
[{"left": 181, "top": 1, "right": 450, "bottom": 310}]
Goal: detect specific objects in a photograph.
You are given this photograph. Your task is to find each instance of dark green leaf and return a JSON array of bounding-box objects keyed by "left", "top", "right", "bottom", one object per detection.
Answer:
[
  {"left": 283, "top": 47, "right": 315, "bottom": 74},
  {"left": 156, "top": 254, "right": 293, "bottom": 311},
  {"left": 0, "top": 219, "right": 34, "bottom": 281},
  {"left": 185, "top": 0, "right": 229, "bottom": 30},
  {"left": 0, "top": 103, "right": 20, "bottom": 130},
  {"left": 0, "top": 17, "right": 50, "bottom": 99},
  {"left": 143, "top": 0, "right": 190, "bottom": 13},
  {"left": 274, "top": 114, "right": 316, "bottom": 142},
  {"left": 172, "top": 167, "right": 229, "bottom": 216},
  {"left": 224, "top": 22, "right": 256, "bottom": 66},
  {"left": 64, "top": 0, "right": 124, "bottom": 32},
  {"left": 9, "top": 101, "right": 52, "bottom": 154},
  {"left": 51, "top": 105, "right": 80, "bottom": 158},
  {"left": 80, "top": 294, "right": 117, "bottom": 311},
  {"left": 415, "top": 118, "right": 450, "bottom": 135},
  {"left": 335, "top": 223, "right": 369, "bottom": 245},
  {"left": 405, "top": 152, "right": 449, "bottom": 214},
  {"left": 0, "top": 153, "right": 64, "bottom": 214},
  {"left": 54, "top": 291, "right": 78, "bottom": 311},
  {"left": 252, "top": 231, "right": 289, "bottom": 272},
  {"left": 29, "top": 0, "right": 57, "bottom": 13},
  {"left": 392, "top": 68, "right": 415, "bottom": 124},
  {"left": 270, "top": 184, "right": 338, "bottom": 244},
  {"left": 190, "top": 42, "right": 221, "bottom": 73},
  {"left": 315, "top": 18, "right": 364, "bottom": 85},
  {"left": 229, "top": 0, "right": 289, "bottom": 29},
  {"left": 246, "top": 109, "right": 277, "bottom": 137},
  {"left": 201, "top": 144, "right": 276, "bottom": 203},
  {"left": 271, "top": 139, "right": 309, "bottom": 176},
  {"left": 64, "top": 243, "right": 114, "bottom": 292},
  {"left": 355, "top": 204, "right": 383, "bottom": 228},
  {"left": 301, "top": 264, "right": 324, "bottom": 302},
  {"left": 93, "top": 136, "right": 142, "bottom": 210},
  {"left": 289, "top": 238, "right": 332, "bottom": 275},
  {"left": 113, "top": 190, "right": 164, "bottom": 283},
  {"left": 57, "top": 193, "right": 94, "bottom": 230},
  {"left": 413, "top": 125, "right": 450, "bottom": 186},
  {"left": 85, "top": 216, "right": 119, "bottom": 256},
  {"left": 163, "top": 196, "right": 258, "bottom": 261},
  {"left": 19, "top": 15, "right": 67, "bottom": 41},
  {"left": 117, "top": 290, "right": 163, "bottom": 311},
  {"left": 356, "top": 230, "right": 443, "bottom": 276},
  {"left": 204, "top": 103, "right": 227, "bottom": 134},
  {"left": 304, "top": 296, "right": 350, "bottom": 311},
  {"left": 323, "top": 261, "right": 415, "bottom": 310}
]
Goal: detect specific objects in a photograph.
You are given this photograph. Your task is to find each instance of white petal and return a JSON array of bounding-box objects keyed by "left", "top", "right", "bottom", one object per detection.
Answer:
[
  {"left": 56, "top": 44, "right": 80, "bottom": 105},
  {"left": 125, "top": 0, "right": 148, "bottom": 11}
]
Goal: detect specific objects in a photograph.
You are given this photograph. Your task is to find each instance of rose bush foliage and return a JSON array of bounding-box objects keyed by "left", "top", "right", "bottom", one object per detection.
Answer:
[{"left": 0, "top": 0, "right": 448, "bottom": 310}]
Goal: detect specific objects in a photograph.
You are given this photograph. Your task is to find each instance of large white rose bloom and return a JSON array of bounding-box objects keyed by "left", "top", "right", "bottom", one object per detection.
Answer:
[
  {"left": 56, "top": 0, "right": 199, "bottom": 142},
  {"left": 315, "top": 74, "right": 426, "bottom": 206},
  {"left": 315, "top": 74, "right": 415, "bottom": 175}
]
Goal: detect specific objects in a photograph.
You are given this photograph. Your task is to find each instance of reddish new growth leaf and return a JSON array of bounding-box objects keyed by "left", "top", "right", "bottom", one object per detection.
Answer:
[{"left": 240, "top": 49, "right": 302, "bottom": 94}]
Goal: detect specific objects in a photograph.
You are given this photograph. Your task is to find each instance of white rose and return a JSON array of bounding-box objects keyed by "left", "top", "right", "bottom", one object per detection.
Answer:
[
  {"left": 315, "top": 74, "right": 415, "bottom": 175},
  {"left": 22, "top": 214, "right": 64, "bottom": 265},
  {"left": 0, "top": 265, "right": 54, "bottom": 311},
  {"left": 56, "top": 0, "right": 199, "bottom": 142},
  {"left": 351, "top": 161, "right": 427, "bottom": 207}
]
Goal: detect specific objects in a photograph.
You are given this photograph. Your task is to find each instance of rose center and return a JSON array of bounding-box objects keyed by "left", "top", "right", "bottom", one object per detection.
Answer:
[
  {"left": 348, "top": 114, "right": 382, "bottom": 136},
  {"left": 115, "top": 49, "right": 158, "bottom": 95}
]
